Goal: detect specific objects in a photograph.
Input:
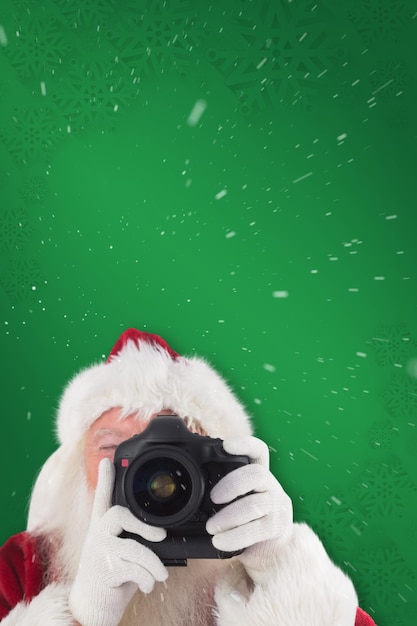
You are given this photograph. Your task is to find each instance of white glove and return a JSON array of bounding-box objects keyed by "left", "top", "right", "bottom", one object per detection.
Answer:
[
  {"left": 69, "top": 458, "right": 168, "bottom": 626},
  {"left": 206, "top": 436, "right": 293, "bottom": 579}
]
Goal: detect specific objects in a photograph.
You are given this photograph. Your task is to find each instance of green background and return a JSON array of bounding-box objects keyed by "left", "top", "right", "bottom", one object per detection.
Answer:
[{"left": 1, "top": 1, "right": 416, "bottom": 624}]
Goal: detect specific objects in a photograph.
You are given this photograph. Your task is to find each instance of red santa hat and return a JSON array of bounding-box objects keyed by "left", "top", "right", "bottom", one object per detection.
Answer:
[{"left": 56, "top": 328, "right": 253, "bottom": 445}]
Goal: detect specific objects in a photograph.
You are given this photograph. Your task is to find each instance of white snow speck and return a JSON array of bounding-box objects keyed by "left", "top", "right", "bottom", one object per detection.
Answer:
[
  {"left": 256, "top": 57, "right": 268, "bottom": 70},
  {"left": 215, "top": 189, "right": 228, "bottom": 200},
  {"left": 263, "top": 363, "right": 276, "bottom": 373},
  {"left": 272, "top": 290, "right": 289, "bottom": 298},
  {"left": 356, "top": 352, "right": 367, "bottom": 358},
  {"left": 0, "top": 24, "right": 8, "bottom": 46},
  {"left": 40, "top": 81, "right": 46, "bottom": 96},
  {"left": 27, "top": 411, "right": 31, "bottom": 420},
  {"left": 293, "top": 171, "right": 313, "bottom": 184},
  {"left": 337, "top": 132, "right": 347, "bottom": 141},
  {"left": 300, "top": 448, "right": 318, "bottom": 461},
  {"left": 374, "top": 276, "right": 385, "bottom": 281},
  {"left": 225, "top": 231, "right": 236, "bottom": 239},
  {"left": 187, "top": 99, "right": 207, "bottom": 126},
  {"left": 385, "top": 214, "right": 398, "bottom": 220}
]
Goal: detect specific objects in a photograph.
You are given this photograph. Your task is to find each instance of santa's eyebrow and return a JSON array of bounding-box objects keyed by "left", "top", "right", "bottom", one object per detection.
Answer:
[{"left": 90, "top": 428, "right": 126, "bottom": 442}]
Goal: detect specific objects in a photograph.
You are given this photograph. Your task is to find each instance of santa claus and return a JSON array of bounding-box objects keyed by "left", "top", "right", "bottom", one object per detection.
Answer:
[{"left": 0, "top": 328, "right": 377, "bottom": 625}]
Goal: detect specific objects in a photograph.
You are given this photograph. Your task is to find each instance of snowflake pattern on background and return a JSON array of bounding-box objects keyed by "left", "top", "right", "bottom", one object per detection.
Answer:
[
  {"left": 0, "top": 258, "right": 43, "bottom": 302},
  {"left": 0, "top": 105, "right": 64, "bottom": 164},
  {"left": 204, "top": 0, "right": 342, "bottom": 114},
  {"left": 345, "top": 0, "right": 411, "bottom": 45},
  {"left": 383, "top": 371, "right": 417, "bottom": 420},
  {"left": 51, "top": 58, "right": 135, "bottom": 133},
  {"left": 369, "top": 58, "right": 408, "bottom": 103},
  {"left": 370, "top": 323, "right": 415, "bottom": 367},
  {"left": 0, "top": 206, "right": 33, "bottom": 254},
  {"left": 298, "top": 490, "right": 365, "bottom": 561},
  {"left": 53, "top": 0, "right": 118, "bottom": 31},
  {"left": 3, "top": 15, "right": 70, "bottom": 83},
  {"left": 107, "top": 0, "right": 198, "bottom": 79},
  {"left": 355, "top": 542, "right": 415, "bottom": 618},
  {"left": 20, "top": 175, "right": 48, "bottom": 203},
  {"left": 354, "top": 458, "right": 417, "bottom": 520},
  {"left": 368, "top": 420, "right": 398, "bottom": 450}
]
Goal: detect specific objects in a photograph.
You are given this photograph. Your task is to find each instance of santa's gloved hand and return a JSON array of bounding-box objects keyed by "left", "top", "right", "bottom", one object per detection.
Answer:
[
  {"left": 206, "top": 435, "right": 293, "bottom": 583},
  {"left": 69, "top": 458, "right": 168, "bottom": 626}
]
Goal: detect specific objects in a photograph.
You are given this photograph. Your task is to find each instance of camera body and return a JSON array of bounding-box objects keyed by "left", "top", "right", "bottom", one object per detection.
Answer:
[{"left": 112, "top": 415, "right": 249, "bottom": 565}]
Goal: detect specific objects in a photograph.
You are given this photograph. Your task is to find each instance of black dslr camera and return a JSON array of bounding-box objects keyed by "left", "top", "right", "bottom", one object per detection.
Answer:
[{"left": 112, "top": 415, "right": 249, "bottom": 566}]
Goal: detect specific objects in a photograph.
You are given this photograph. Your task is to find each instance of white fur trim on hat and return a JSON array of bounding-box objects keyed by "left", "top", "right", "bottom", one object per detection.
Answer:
[{"left": 56, "top": 328, "right": 252, "bottom": 445}]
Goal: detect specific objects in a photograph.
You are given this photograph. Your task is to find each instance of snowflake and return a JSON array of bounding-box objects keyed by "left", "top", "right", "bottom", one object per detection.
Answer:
[
  {"left": 0, "top": 105, "right": 64, "bottom": 164},
  {"left": 51, "top": 58, "right": 134, "bottom": 132},
  {"left": 3, "top": 16, "right": 70, "bottom": 82},
  {"left": 107, "top": 0, "right": 198, "bottom": 78},
  {"left": 369, "top": 58, "right": 408, "bottom": 103},
  {"left": 0, "top": 258, "right": 43, "bottom": 302},
  {"left": 298, "top": 490, "right": 364, "bottom": 561},
  {"left": 370, "top": 323, "right": 415, "bottom": 367},
  {"left": 20, "top": 176, "right": 48, "bottom": 203},
  {"left": 53, "top": 0, "right": 118, "bottom": 30},
  {"left": 0, "top": 206, "right": 33, "bottom": 254},
  {"left": 346, "top": 0, "right": 411, "bottom": 44},
  {"left": 383, "top": 371, "right": 417, "bottom": 420},
  {"left": 354, "top": 542, "right": 415, "bottom": 617},
  {"left": 368, "top": 420, "right": 398, "bottom": 450},
  {"left": 354, "top": 458, "right": 417, "bottom": 520},
  {"left": 204, "top": 0, "right": 339, "bottom": 114}
]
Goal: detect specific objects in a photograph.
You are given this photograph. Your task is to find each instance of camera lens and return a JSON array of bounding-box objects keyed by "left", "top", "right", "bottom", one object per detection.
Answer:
[
  {"left": 149, "top": 473, "right": 177, "bottom": 500},
  {"left": 125, "top": 448, "right": 204, "bottom": 527}
]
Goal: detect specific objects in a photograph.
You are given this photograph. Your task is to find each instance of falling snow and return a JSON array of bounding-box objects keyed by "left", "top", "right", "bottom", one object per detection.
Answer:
[
  {"left": 256, "top": 57, "right": 268, "bottom": 70},
  {"left": 187, "top": 99, "right": 207, "bottom": 126},
  {"left": 272, "top": 290, "right": 289, "bottom": 298},
  {"left": 0, "top": 24, "right": 7, "bottom": 46},
  {"left": 215, "top": 189, "right": 228, "bottom": 200},
  {"left": 293, "top": 172, "right": 313, "bottom": 184}
]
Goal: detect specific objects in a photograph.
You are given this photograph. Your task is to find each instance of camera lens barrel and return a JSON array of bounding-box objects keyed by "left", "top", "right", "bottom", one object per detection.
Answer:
[{"left": 124, "top": 446, "right": 205, "bottom": 528}]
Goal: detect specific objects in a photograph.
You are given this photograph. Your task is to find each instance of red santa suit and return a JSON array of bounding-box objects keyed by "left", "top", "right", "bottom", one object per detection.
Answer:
[{"left": 0, "top": 329, "right": 378, "bottom": 626}]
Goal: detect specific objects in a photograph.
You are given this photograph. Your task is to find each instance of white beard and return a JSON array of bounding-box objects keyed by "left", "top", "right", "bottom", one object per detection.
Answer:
[
  {"left": 120, "top": 560, "right": 225, "bottom": 626},
  {"left": 39, "top": 444, "right": 228, "bottom": 625}
]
